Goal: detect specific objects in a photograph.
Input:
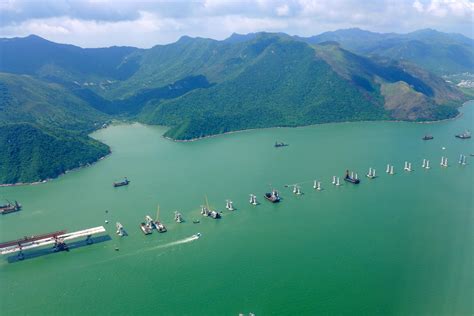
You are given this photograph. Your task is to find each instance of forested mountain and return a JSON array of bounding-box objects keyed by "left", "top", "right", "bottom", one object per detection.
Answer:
[
  {"left": 0, "top": 30, "right": 470, "bottom": 183},
  {"left": 301, "top": 28, "right": 474, "bottom": 75}
]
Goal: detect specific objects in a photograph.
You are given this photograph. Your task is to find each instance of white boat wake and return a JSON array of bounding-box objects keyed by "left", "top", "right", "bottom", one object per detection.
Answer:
[{"left": 85, "top": 234, "right": 201, "bottom": 266}]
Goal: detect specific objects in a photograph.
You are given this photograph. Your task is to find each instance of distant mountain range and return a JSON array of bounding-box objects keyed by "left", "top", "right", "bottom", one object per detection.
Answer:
[{"left": 0, "top": 29, "right": 471, "bottom": 184}]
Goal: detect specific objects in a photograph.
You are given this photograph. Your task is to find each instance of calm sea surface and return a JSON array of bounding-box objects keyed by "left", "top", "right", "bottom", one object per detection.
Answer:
[{"left": 1, "top": 102, "right": 473, "bottom": 315}]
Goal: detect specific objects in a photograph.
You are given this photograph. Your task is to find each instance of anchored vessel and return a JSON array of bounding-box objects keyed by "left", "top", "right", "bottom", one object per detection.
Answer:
[
  {"left": 422, "top": 135, "right": 434, "bottom": 140},
  {"left": 153, "top": 206, "right": 167, "bottom": 232},
  {"left": 0, "top": 201, "right": 21, "bottom": 215},
  {"left": 113, "top": 177, "right": 130, "bottom": 187},
  {"left": 455, "top": 130, "right": 471, "bottom": 139},
  {"left": 344, "top": 170, "right": 360, "bottom": 184},
  {"left": 274, "top": 141, "right": 289, "bottom": 148},
  {"left": 264, "top": 189, "right": 280, "bottom": 203},
  {"left": 140, "top": 222, "right": 152, "bottom": 235}
]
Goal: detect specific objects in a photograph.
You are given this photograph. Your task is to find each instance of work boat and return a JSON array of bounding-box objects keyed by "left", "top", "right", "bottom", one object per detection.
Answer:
[
  {"left": 455, "top": 130, "right": 471, "bottom": 139},
  {"left": 113, "top": 177, "right": 130, "bottom": 187},
  {"left": 344, "top": 170, "right": 360, "bottom": 184},
  {"left": 154, "top": 206, "right": 167, "bottom": 232},
  {"left": 264, "top": 189, "right": 280, "bottom": 203},
  {"left": 140, "top": 222, "right": 152, "bottom": 235}
]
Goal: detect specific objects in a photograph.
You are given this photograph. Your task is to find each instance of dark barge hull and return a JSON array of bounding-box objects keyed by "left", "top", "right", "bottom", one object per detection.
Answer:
[
  {"left": 344, "top": 177, "right": 360, "bottom": 184},
  {"left": 264, "top": 194, "right": 280, "bottom": 203}
]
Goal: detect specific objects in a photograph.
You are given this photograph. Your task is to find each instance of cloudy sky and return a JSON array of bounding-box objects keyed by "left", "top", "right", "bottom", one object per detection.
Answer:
[{"left": 0, "top": 0, "right": 472, "bottom": 48}]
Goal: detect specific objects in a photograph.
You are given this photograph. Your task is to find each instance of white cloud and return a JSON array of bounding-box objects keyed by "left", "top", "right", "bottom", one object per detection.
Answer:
[
  {"left": 276, "top": 4, "right": 290, "bottom": 16},
  {"left": 0, "top": 0, "right": 472, "bottom": 47}
]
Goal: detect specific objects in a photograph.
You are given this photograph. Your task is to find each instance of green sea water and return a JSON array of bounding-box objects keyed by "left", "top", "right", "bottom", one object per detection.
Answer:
[{"left": 1, "top": 102, "right": 473, "bottom": 315}]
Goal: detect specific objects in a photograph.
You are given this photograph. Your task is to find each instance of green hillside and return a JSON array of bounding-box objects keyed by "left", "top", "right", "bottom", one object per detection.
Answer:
[
  {"left": 0, "top": 123, "right": 109, "bottom": 184},
  {"left": 0, "top": 31, "right": 469, "bottom": 183},
  {"left": 0, "top": 73, "right": 110, "bottom": 184},
  {"left": 304, "top": 28, "right": 474, "bottom": 75}
]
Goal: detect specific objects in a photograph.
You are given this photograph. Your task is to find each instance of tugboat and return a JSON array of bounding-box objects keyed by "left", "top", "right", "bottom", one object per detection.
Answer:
[
  {"left": 344, "top": 170, "right": 360, "bottom": 184},
  {"left": 154, "top": 206, "right": 167, "bottom": 232},
  {"left": 274, "top": 141, "right": 289, "bottom": 148},
  {"left": 140, "top": 222, "right": 152, "bottom": 235},
  {"left": 113, "top": 177, "right": 130, "bottom": 187},
  {"left": 455, "top": 130, "right": 471, "bottom": 139},
  {"left": 264, "top": 189, "right": 280, "bottom": 203},
  {"left": 422, "top": 135, "right": 434, "bottom": 140},
  {"left": 0, "top": 201, "right": 21, "bottom": 215}
]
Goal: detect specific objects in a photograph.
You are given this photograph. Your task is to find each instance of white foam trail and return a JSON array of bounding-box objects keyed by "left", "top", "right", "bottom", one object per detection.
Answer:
[
  {"left": 85, "top": 234, "right": 201, "bottom": 266},
  {"left": 148, "top": 234, "right": 200, "bottom": 250}
]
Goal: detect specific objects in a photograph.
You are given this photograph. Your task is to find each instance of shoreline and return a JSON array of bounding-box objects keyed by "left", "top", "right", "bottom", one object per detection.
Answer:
[
  {"left": 2, "top": 100, "right": 471, "bottom": 186},
  {"left": 165, "top": 104, "right": 468, "bottom": 143},
  {"left": 0, "top": 151, "right": 112, "bottom": 188}
]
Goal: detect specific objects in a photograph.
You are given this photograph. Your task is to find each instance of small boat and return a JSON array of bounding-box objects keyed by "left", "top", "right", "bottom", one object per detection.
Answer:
[
  {"left": 422, "top": 135, "right": 434, "bottom": 140},
  {"left": 193, "top": 219, "right": 200, "bottom": 224},
  {"left": 174, "top": 211, "right": 184, "bottom": 223},
  {"left": 425, "top": 160, "right": 430, "bottom": 169},
  {"left": 140, "top": 222, "right": 152, "bottom": 235},
  {"left": 455, "top": 130, "right": 471, "bottom": 139},
  {"left": 386, "top": 164, "right": 390, "bottom": 173},
  {"left": 332, "top": 176, "right": 336, "bottom": 185},
  {"left": 335, "top": 177, "right": 341, "bottom": 186},
  {"left": 344, "top": 170, "right": 360, "bottom": 184},
  {"left": 113, "top": 177, "right": 130, "bottom": 187},
  {"left": 0, "top": 201, "right": 21, "bottom": 215},
  {"left": 274, "top": 141, "right": 289, "bottom": 148},
  {"left": 116, "top": 222, "right": 126, "bottom": 236},
  {"left": 389, "top": 165, "right": 394, "bottom": 175},
  {"left": 154, "top": 206, "right": 167, "bottom": 232},
  {"left": 264, "top": 189, "right": 280, "bottom": 203},
  {"left": 193, "top": 233, "right": 202, "bottom": 238},
  {"left": 422, "top": 159, "right": 426, "bottom": 168}
]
